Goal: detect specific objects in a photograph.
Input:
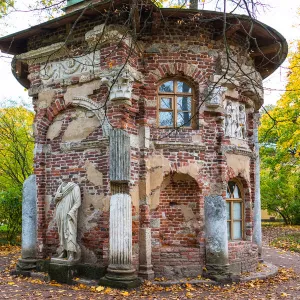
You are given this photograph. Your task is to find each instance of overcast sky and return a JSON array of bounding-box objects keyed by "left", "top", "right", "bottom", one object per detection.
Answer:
[{"left": 0, "top": 0, "right": 299, "bottom": 107}]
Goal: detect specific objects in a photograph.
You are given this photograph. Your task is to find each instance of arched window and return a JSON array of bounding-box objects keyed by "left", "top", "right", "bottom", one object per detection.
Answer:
[
  {"left": 226, "top": 180, "right": 243, "bottom": 240},
  {"left": 158, "top": 79, "right": 194, "bottom": 128}
]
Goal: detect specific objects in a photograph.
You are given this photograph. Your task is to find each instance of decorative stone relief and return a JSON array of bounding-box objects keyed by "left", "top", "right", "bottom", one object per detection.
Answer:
[
  {"left": 85, "top": 24, "right": 133, "bottom": 49},
  {"left": 101, "top": 69, "right": 133, "bottom": 101},
  {"left": 39, "top": 51, "right": 100, "bottom": 85},
  {"left": 99, "top": 65, "right": 142, "bottom": 102},
  {"left": 224, "top": 100, "right": 247, "bottom": 139},
  {"left": 205, "top": 85, "right": 227, "bottom": 108}
]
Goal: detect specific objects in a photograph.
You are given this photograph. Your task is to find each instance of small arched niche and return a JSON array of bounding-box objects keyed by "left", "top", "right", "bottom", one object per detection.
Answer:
[{"left": 158, "top": 173, "right": 201, "bottom": 247}]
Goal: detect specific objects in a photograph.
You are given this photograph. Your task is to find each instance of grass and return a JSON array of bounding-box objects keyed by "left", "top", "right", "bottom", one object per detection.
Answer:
[
  {"left": 262, "top": 222, "right": 286, "bottom": 227},
  {"left": 270, "top": 233, "right": 300, "bottom": 253}
]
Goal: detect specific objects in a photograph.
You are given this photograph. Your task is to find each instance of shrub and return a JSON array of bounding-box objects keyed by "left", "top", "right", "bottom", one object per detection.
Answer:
[{"left": 0, "top": 187, "right": 22, "bottom": 243}]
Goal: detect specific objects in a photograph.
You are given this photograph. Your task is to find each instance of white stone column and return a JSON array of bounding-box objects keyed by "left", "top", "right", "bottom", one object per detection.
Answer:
[
  {"left": 100, "top": 128, "right": 140, "bottom": 288},
  {"left": 108, "top": 193, "right": 133, "bottom": 268},
  {"left": 253, "top": 113, "right": 262, "bottom": 259},
  {"left": 204, "top": 195, "right": 230, "bottom": 281}
]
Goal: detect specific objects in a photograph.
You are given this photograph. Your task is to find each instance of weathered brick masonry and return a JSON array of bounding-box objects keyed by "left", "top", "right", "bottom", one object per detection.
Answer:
[{"left": 0, "top": 0, "right": 287, "bottom": 282}]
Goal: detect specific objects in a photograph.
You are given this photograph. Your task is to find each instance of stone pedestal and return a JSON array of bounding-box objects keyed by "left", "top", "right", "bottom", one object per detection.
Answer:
[
  {"left": 204, "top": 195, "right": 231, "bottom": 282},
  {"left": 99, "top": 193, "right": 141, "bottom": 288},
  {"left": 17, "top": 175, "right": 37, "bottom": 271},
  {"left": 49, "top": 259, "right": 77, "bottom": 285},
  {"left": 138, "top": 228, "right": 154, "bottom": 279}
]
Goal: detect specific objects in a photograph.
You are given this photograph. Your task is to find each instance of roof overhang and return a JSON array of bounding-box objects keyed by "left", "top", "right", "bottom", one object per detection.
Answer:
[{"left": 0, "top": 1, "right": 287, "bottom": 79}]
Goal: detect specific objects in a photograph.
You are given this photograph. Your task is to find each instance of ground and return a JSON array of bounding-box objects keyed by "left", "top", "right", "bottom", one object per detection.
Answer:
[{"left": 0, "top": 226, "right": 299, "bottom": 299}]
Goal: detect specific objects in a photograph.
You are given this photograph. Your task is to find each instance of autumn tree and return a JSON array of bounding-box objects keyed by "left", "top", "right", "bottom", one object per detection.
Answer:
[
  {"left": 0, "top": 0, "right": 14, "bottom": 17},
  {"left": 259, "top": 40, "right": 300, "bottom": 224},
  {"left": 0, "top": 105, "right": 34, "bottom": 189}
]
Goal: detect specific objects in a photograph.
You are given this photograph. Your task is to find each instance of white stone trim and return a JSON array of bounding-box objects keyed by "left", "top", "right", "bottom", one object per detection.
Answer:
[
  {"left": 60, "top": 138, "right": 109, "bottom": 152},
  {"left": 154, "top": 141, "right": 206, "bottom": 151},
  {"left": 16, "top": 42, "right": 67, "bottom": 64},
  {"left": 221, "top": 145, "right": 254, "bottom": 158}
]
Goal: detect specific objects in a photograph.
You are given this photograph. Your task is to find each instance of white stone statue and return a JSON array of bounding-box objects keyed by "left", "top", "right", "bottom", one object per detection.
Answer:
[
  {"left": 224, "top": 101, "right": 246, "bottom": 139},
  {"left": 238, "top": 105, "right": 246, "bottom": 139},
  {"left": 54, "top": 181, "right": 81, "bottom": 261},
  {"left": 225, "top": 101, "right": 233, "bottom": 137}
]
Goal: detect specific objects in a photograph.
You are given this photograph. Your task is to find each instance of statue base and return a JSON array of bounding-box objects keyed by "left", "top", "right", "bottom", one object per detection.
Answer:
[{"left": 49, "top": 258, "right": 78, "bottom": 284}]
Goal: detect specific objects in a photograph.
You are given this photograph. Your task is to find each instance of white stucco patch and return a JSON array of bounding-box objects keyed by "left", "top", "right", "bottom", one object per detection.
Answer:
[
  {"left": 47, "top": 120, "right": 63, "bottom": 140},
  {"left": 84, "top": 160, "right": 103, "bottom": 187},
  {"left": 62, "top": 116, "right": 99, "bottom": 142},
  {"left": 37, "top": 89, "right": 55, "bottom": 109},
  {"left": 225, "top": 153, "right": 250, "bottom": 181}
]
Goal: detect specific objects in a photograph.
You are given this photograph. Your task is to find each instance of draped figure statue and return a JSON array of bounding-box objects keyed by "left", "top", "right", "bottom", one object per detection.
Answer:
[{"left": 54, "top": 182, "right": 81, "bottom": 261}]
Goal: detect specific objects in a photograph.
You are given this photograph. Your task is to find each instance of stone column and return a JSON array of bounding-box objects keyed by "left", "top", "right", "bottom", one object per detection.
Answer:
[
  {"left": 253, "top": 113, "right": 262, "bottom": 260},
  {"left": 138, "top": 126, "right": 154, "bottom": 279},
  {"left": 138, "top": 227, "right": 154, "bottom": 279},
  {"left": 99, "top": 129, "right": 140, "bottom": 288},
  {"left": 17, "top": 175, "right": 37, "bottom": 272},
  {"left": 204, "top": 195, "right": 230, "bottom": 282}
]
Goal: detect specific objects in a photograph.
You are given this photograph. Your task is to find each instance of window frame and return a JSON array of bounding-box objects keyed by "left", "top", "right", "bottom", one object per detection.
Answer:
[
  {"left": 226, "top": 180, "right": 244, "bottom": 241},
  {"left": 157, "top": 79, "right": 195, "bottom": 128}
]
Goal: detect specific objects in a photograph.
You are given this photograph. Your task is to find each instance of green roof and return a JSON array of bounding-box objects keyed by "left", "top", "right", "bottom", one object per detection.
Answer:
[{"left": 66, "top": 0, "right": 85, "bottom": 8}]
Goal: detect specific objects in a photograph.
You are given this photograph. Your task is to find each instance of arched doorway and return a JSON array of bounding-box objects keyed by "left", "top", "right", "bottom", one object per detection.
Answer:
[{"left": 151, "top": 173, "right": 204, "bottom": 278}]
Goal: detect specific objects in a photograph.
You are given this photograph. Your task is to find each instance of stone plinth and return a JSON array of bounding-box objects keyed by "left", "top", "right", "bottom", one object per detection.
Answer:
[
  {"left": 138, "top": 228, "right": 154, "bottom": 279},
  {"left": 49, "top": 260, "right": 77, "bottom": 285},
  {"left": 204, "top": 195, "right": 230, "bottom": 281}
]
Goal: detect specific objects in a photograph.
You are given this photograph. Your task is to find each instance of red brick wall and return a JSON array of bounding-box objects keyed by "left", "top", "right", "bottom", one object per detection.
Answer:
[
  {"left": 150, "top": 174, "right": 205, "bottom": 277},
  {"left": 26, "top": 12, "right": 259, "bottom": 275},
  {"left": 229, "top": 241, "right": 258, "bottom": 273}
]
